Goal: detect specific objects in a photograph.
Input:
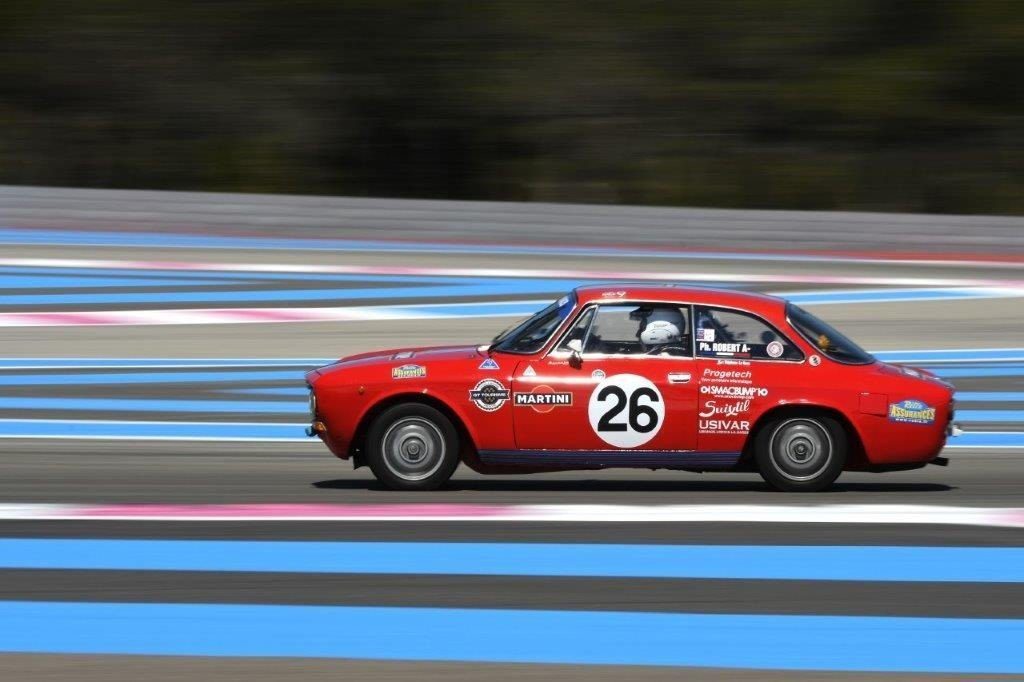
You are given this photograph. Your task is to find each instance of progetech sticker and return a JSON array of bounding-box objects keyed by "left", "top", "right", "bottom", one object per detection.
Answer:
[
  {"left": 588, "top": 373, "right": 664, "bottom": 448},
  {"left": 888, "top": 399, "right": 936, "bottom": 425},
  {"left": 514, "top": 385, "right": 573, "bottom": 413},
  {"left": 469, "top": 379, "right": 510, "bottom": 412}
]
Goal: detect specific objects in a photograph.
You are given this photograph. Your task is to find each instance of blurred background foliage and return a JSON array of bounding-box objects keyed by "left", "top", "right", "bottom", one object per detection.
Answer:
[{"left": 0, "top": 0, "right": 1021, "bottom": 213}]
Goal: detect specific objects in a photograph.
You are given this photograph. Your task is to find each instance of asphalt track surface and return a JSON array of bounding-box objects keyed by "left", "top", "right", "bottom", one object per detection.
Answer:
[{"left": 0, "top": 196, "right": 1022, "bottom": 679}]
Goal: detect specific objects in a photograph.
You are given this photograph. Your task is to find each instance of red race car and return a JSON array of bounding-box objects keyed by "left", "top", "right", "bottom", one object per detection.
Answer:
[{"left": 305, "top": 284, "right": 959, "bottom": 492}]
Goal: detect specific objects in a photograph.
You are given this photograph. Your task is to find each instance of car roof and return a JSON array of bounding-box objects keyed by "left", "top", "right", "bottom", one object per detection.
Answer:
[{"left": 572, "top": 283, "right": 786, "bottom": 315}]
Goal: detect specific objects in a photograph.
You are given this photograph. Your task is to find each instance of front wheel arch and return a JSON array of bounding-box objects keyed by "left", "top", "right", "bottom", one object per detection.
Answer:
[{"left": 349, "top": 393, "right": 478, "bottom": 468}]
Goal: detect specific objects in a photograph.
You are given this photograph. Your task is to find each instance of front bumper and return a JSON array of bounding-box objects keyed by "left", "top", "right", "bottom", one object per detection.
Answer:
[{"left": 304, "top": 383, "right": 326, "bottom": 437}]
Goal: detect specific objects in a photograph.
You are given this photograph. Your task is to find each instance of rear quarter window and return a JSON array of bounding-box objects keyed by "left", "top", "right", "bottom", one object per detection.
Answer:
[{"left": 694, "top": 306, "right": 803, "bottom": 361}]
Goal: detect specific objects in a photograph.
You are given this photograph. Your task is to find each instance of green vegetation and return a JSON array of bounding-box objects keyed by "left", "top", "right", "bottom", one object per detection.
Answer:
[{"left": 1, "top": 1, "right": 1021, "bottom": 213}]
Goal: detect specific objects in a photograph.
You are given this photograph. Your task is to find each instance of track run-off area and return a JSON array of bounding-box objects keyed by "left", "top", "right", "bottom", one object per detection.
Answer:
[{"left": 0, "top": 208, "right": 1023, "bottom": 679}]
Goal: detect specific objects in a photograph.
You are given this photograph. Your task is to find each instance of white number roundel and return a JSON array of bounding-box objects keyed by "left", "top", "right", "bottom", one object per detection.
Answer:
[{"left": 588, "top": 373, "right": 665, "bottom": 448}]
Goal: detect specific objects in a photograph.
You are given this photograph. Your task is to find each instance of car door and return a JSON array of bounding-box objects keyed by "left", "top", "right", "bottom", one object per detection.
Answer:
[
  {"left": 512, "top": 302, "right": 698, "bottom": 455},
  {"left": 693, "top": 304, "right": 805, "bottom": 455}
]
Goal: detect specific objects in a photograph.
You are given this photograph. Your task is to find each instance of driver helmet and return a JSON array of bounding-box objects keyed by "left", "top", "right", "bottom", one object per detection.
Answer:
[{"left": 639, "top": 308, "right": 684, "bottom": 347}]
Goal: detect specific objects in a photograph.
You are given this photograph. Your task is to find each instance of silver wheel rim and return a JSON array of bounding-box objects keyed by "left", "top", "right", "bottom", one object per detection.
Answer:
[
  {"left": 768, "top": 418, "right": 832, "bottom": 482},
  {"left": 381, "top": 417, "right": 446, "bottom": 481}
]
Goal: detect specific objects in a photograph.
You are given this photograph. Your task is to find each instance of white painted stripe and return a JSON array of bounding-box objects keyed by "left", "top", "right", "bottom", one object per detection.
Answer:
[
  {"left": 0, "top": 287, "right": 1019, "bottom": 328},
  {"left": 0, "top": 302, "right": 537, "bottom": 327},
  {"left": 0, "top": 503, "right": 1020, "bottom": 527}
]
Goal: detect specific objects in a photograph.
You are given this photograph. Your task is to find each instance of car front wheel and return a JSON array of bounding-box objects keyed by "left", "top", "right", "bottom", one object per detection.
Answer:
[
  {"left": 365, "top": 403, "right": 460, "bottom": 490},
  {"left": 755, "top": 414, "right": 846, "bottom": 492}
]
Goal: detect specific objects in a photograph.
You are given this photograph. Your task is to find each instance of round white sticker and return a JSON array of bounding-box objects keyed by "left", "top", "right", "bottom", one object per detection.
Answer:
[
  {"left": 766, "top": 340, "right": 784, "bottom": 358},
  {"left": 588, "top": 373, "right": 665, "bottom": 448}
]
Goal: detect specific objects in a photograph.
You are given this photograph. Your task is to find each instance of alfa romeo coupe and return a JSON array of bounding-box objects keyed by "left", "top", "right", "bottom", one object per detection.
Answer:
[{"left": 305, "top": 285, "right": 959, "bottom": 492}]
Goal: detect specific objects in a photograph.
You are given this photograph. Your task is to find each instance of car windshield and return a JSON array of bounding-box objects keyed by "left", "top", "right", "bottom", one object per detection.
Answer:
[
  {"left": 492, "top": 293, "right": 576, "bottom": 354},
  {"left": 787, "top": 303, "right": 874, "bottom": 365}
]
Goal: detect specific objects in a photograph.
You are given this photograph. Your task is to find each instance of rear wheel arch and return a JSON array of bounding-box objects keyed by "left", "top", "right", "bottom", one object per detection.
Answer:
[
  {"left": 742, "top": 404, "right": 866, "bottom": 469},
  {"left": 349, "top": 393, "right": 478, "bottom": 468}
]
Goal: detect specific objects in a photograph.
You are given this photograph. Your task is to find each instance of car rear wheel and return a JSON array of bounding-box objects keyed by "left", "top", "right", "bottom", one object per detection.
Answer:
[
  {"left": 755, "top": 414, "right": 846, "bottom": 492},
  {"left": 366, "top": 403, "right": 460, "bottom": 490}
]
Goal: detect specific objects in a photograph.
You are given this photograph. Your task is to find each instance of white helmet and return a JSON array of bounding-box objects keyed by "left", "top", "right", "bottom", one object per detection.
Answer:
[{"left": 640, "top": 309, "right": 684, "bottom": 346}]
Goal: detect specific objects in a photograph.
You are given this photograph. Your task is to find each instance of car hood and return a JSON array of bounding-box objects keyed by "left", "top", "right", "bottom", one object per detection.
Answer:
[{"left": 332, "top": 344, "right": 485, "bottom": 368}]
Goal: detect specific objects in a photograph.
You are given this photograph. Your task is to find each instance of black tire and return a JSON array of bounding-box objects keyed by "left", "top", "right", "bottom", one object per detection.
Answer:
[
  {"left": 755, "top": 414, "right": 846, "bottom": 492},
  {"left": 365, "top": 403, "right": 460, "bottom": 491}
]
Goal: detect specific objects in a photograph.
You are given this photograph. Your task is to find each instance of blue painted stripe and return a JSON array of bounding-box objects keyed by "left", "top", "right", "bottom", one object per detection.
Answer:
[
  {"left": 956, "top": 392, "right": 1024, "bottom": 402},
  {"left": 0, "top": 370, "right": 300, "bottom": 386},
  {"left": 0, "top": 274, "right": 238, "bottom": 289},
  {"left": 787, "top": 288, "right": 1019, "bottom": 305},
  {"left": 0, "top": 420, "right": 307, "bottom": 440},
  {"left": 2, "top": 538, "right": 1023, "bottom": 583},
  {"left": 931, "top": 366, "right": 1024, "bottom": 378},
  {"left": 957, "top": 410, "right": 1024, "bottom": 423},
  {"left": 0, "top": 397, "right": 305, "bottom": 414},
  {"left": 0, "top": 266, "right": 480, "bottom": 284},
  {"left": 395, "top": 300, "right": 546, "bottom": 318},
  {"left": 1, "top": 602, "right": 1023, "bottom": 673},
  {"left": 224, "top": 387, "right": 308, "bottom": 397},
  {"left": 875, "top": 349, "right": 1024, "bottom": 363},
  {"left": 4, "top": 360, "right": 1020, "bottom": 385},
  {"left": 948, "top": 431, "right": 1024, "bottom": 448}
]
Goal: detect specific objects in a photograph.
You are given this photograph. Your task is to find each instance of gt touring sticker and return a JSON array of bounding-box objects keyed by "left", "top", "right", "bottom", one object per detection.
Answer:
[
  {"left": 392, "top": 364, "right": 426, "bottom": 379},
  {"left": 514, "top": 386, "right": 573, "bottom": 413},
  {"left": 889, "top": 399, "right": 936, "bottom": 425},
  {"left": 588, "top": 373, "right": 664, "bottom": 448},
  {"left": 469, "top": 379, "right": 510, "bottom": 412}
]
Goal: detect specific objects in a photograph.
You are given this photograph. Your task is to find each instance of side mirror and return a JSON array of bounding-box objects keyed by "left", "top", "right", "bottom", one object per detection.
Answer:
[{"left": 566, "top": 339, "right": 583, "bottom": 365}]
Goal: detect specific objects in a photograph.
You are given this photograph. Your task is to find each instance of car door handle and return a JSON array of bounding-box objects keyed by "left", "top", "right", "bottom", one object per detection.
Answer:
[{"left": 667, "top": 372, "right": 691, "bottom": 384}]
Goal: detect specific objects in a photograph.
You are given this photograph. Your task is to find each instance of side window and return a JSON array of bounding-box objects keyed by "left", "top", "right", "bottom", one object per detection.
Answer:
[
  {"left": 556, "top": 307, "right": 595, "bottom": 352},
  {"left": 576, "top": 304, "right": 691, "bottom": 356},
  {"left": 694, "top": 306, "right": 802, "bottom": 361}
]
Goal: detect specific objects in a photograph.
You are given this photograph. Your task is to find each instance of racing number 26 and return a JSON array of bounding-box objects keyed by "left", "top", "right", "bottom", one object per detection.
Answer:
[
  {"left": 588, "top": 374, "right": 666, "bottom": 448},
  {"left": 595, "top": 385, "right": 660, "bottom": 433}
]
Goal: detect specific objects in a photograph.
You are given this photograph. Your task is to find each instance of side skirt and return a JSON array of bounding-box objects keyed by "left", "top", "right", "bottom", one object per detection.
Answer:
[{"left": 477, "top": 449, "right": 742, "bottom": 471}]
